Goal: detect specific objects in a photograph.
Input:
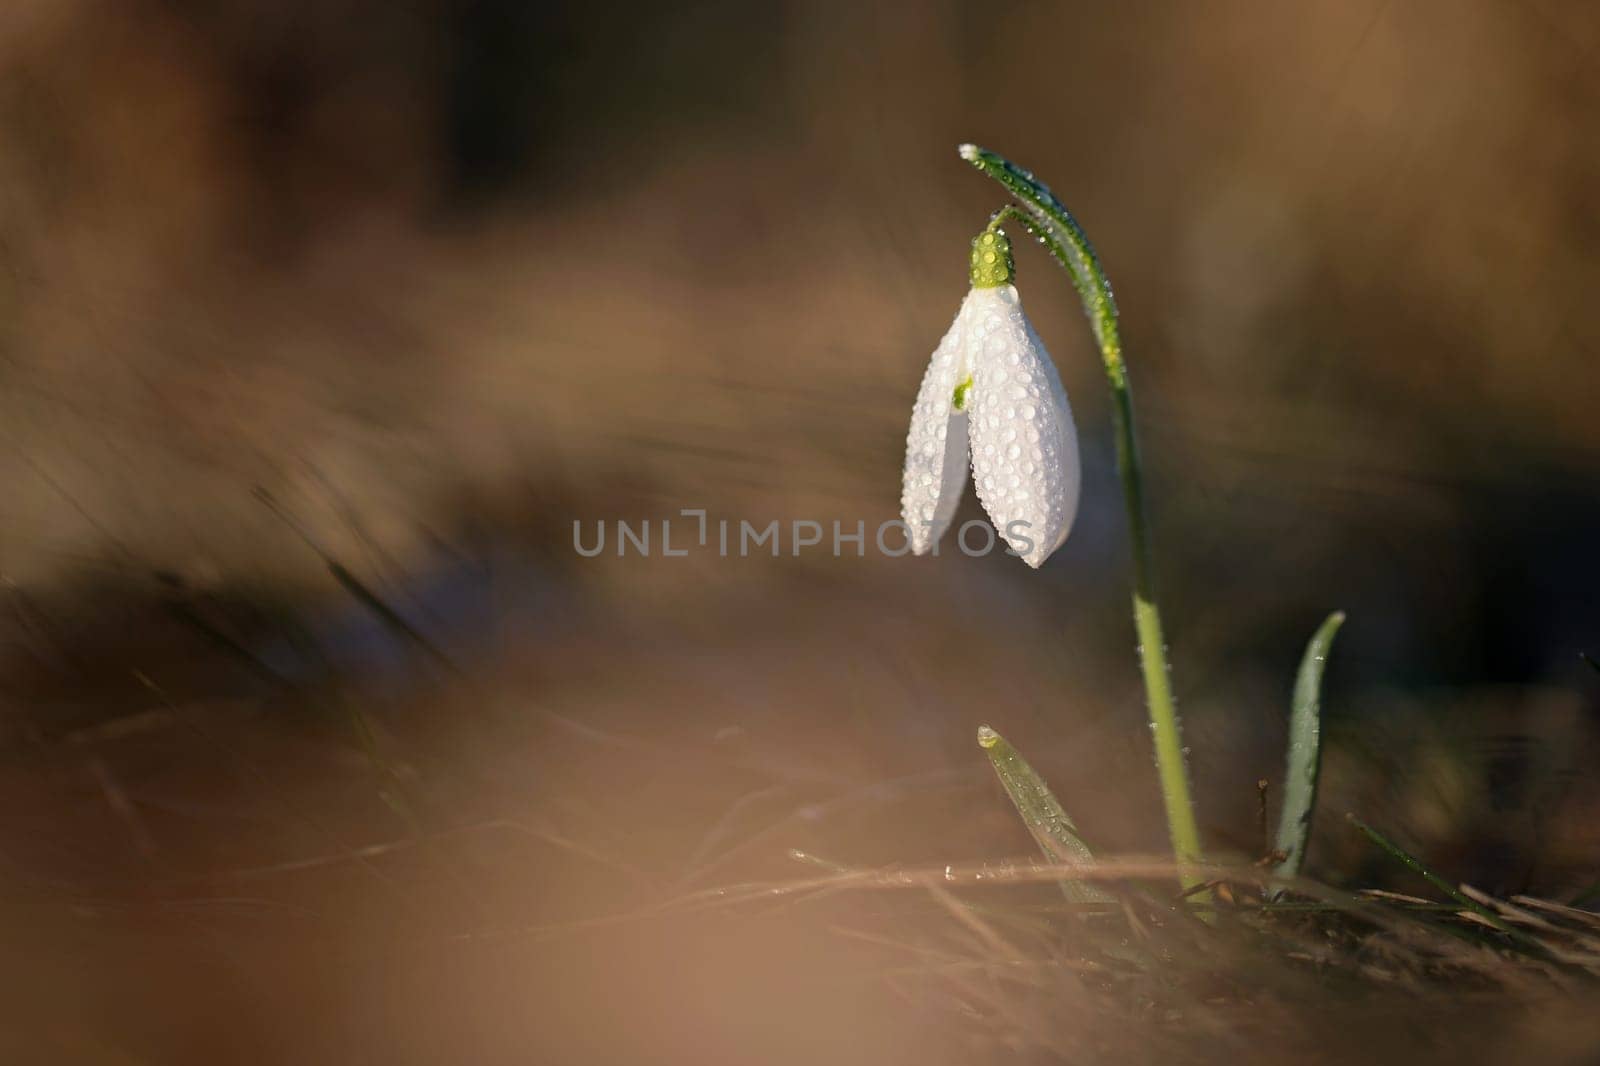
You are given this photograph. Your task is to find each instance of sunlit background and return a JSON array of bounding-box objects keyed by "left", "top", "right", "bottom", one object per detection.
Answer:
[{"left": 2, "top": 2, "right": 1598, "bottom": 1061}]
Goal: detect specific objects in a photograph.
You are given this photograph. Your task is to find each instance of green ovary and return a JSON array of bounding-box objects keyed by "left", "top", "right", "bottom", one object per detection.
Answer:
[{"left": 969, "top": 229, "right": 1014, "bottom": 288}]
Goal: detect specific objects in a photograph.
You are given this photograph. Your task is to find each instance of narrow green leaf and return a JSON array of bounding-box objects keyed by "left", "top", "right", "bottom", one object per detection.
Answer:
[
  {"left": 1272, "top": 610, "right": 1345, "bottom": 881},
  {"left": 1346, "top": 815, "right": 1511, "bottom": 930},
  {"left": 977, "top": 725, "right": 1113, "bottom": 903}
]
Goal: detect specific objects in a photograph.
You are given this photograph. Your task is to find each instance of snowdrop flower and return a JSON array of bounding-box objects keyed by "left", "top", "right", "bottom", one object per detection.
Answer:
[{"left": 901, "top": 228, "right": 1080, "bottom": 568}]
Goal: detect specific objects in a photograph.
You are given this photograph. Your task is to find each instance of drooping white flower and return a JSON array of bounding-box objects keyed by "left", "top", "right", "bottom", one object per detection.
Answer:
[{"left": 901, "top": 229, "right": 1080, "bottom": 568}]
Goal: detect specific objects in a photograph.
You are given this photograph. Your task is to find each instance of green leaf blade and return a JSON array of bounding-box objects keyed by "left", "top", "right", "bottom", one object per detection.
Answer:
[
  {"left": 1272, "top": 610, "right": 1345, "bottom": 882},
  {"left": 977, "top": 725, "right": 1113, "bottom": 903}
]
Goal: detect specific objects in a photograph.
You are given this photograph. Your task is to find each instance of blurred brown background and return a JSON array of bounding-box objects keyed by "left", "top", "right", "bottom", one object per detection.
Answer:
[{"left": 1, "top": 1, "right": 1599, "bottom": 1062}]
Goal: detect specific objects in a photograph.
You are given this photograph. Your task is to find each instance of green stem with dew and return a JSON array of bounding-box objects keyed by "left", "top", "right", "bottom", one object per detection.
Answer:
[{"left": 963, "top": 148, "right": 1204, "bottom": 890}]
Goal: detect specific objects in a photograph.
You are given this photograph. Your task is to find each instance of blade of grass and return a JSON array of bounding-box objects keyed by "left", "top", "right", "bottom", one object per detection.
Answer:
[
  {"left": 1347, "top": 814, "right": 1514, "bottom": 933},
  {"left": 1344, "top": 815, "right": 1589, "bottom": 970},
  {"left": 1347, "top": 814, "right": 1477, "bottom": 909},
  {"left": 254, "top": 487, "right": 462, "bottom": 678},
  {"left": 977, "top": 725, "right": 1113, "bottom": 904},
  {"left": 1271, "top": 610, "right": 1345, "bottom": 884},
  {"left": 325, "top": 559, "right": 463, "bottom": 678}
]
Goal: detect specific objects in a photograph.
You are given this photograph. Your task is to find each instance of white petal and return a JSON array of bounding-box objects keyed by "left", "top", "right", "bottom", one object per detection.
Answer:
[
  {"left": 964, "top": 285, "right": 1081, "bottom": 568},
  {"left": 901, "top": 291, "right": 978, "bottom": 554}
]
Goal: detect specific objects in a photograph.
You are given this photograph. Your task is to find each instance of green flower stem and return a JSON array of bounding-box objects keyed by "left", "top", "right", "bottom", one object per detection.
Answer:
[{"left": 963, "top": 148, "right": 1205, "bottom": 889}]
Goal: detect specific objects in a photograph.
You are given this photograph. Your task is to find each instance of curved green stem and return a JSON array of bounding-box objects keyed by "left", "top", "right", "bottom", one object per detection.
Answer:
[{"left": 961, "top": 145, "right": 1204, "bottom": 888}]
